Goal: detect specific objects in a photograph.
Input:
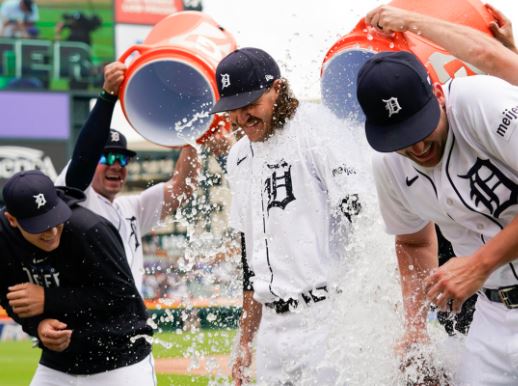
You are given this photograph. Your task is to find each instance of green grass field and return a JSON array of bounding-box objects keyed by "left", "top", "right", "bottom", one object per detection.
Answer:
[{"left": 0, "top": 329, "right": 236, "bottom": 386}]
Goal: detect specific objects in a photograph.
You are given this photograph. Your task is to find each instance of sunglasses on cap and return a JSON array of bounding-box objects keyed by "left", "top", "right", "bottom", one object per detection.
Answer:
[{"left": 99, "top": 153, "right": 130, "bottom": 167}]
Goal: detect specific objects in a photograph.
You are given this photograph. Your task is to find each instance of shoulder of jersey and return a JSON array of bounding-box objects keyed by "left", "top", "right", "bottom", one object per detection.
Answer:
[
  {"left": 228, "top": 136, "right": 251, "bottom": 171},
  {"left": 67, "top": 204, "right": 113, "bottom": 234}
]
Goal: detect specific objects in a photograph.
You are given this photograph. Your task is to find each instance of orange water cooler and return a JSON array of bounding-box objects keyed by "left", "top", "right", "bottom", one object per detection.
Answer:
[
  {"left": 320, "top": 0, "right": 495, "bottom": 120},
  {"left": 118, "top": 11, "right": 236, "bottom": 147}
]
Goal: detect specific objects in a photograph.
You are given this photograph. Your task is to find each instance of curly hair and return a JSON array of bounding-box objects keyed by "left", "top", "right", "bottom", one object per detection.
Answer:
[{"left": 271, "top": 78, "right": 299, "bottom": 130}]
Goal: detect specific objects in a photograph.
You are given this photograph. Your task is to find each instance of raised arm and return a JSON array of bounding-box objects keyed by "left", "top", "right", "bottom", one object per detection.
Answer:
[
  {"left": 65, "top": 62, "right": 126, "bottom": 190},
  {"left": 365, "top": 5, "right": 518, "bottom": 85},
  {"left": 161, "top": 145, "right": 201, "bottom": 219}
]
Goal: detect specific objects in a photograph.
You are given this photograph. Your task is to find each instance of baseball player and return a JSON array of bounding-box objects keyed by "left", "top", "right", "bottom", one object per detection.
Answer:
[
  {"left": 54, "top": 61, "right": 200, "bottom": 293},
  {"left": 357, "top": 50, "right": 518, "bottom": 384},
  {"left": 0, "top": 170, "right": 155, "bottom": 385},
  {"left": 211, "top": 47, "right": 363, "bottom": 385}
]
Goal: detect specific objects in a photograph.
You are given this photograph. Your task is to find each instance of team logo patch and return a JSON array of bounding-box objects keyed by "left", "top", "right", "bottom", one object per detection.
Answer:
[
  {"left": 340, "top": 194, "right": 362, "bottom": 222},
  {"left": 265, "top": 74, "right": 274, "bottom": 82},
  {"left": 264, "top": 160, "right": 296, "bottom": 214},
  {"left": 459, "top": 158, "right": 518, "bottom": 218},
  {"left": 220, "top": 73, "right": 231, "bottom": 89},
  {"left": 383, "top": 97, "right": 402, "bottom": 117},
  {"left": 110, "top": 131, "right": 120, "bottom": 142},
  {"left": 33, "top": 193, "right": 46, "bottom": 209}
]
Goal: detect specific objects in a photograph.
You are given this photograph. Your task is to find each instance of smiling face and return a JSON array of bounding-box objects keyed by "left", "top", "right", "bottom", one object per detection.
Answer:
[
  {"left": 396, "top": 84, "right": 449, "bottom": 168},
  {"left": 92, "top": 161, "right": 128, "bottom": 202},
  {"left": 5, "top": 212, "right": 63, "bottom": 252},
  {"left": 396, "top": 107, "right": 449, "bottom": 167},
  {"left": 228, "top": 80, "right": 281, "bottom": 142}
]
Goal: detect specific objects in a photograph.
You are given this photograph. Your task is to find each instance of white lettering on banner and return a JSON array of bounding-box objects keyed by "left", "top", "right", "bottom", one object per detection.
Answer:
[
  {"left": 0, "top": 147, "right": 57, "bottom": 180},
  {"left": 427, "top": 52, "right": 483, "bottom": 83},
  {"left": 121, "top": 0, "right": 180, "bottom": 14}
]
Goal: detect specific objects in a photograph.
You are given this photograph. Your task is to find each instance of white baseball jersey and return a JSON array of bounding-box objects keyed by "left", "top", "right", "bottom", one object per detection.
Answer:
[
  {"left": 56, "top": 167, "right": 164, "bottom": 294},
  {"left": 227, "top": 102, "right": 363, "bottom": 304},
  {"left": 373, "top": 75, "right": 518, "bottom": 289}
]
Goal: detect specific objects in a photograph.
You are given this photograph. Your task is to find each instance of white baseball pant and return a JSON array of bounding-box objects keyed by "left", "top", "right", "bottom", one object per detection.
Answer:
[
  {"left": 29, "top": 354, "right": 156, "bottom": 386},
  {"left": 255, "top": 299, "right": 339, "bottom": 386},
  {"left": 456, "top": 295, "right": 518, "bottom": 385}
]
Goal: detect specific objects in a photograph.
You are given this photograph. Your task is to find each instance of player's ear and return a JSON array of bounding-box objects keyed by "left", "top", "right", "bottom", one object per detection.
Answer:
[
  {"left": 433, "top": 82, "right": 445, "bottom": 108},
  {"left": 4, "top": 212, "right": 18, "bottom": 228},
  {"left": 272, "top": 79, "right": 283, "bottom": 93}
]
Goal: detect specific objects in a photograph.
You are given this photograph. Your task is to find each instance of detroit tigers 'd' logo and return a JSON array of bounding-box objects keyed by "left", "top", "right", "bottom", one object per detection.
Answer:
[
  {"left": 263, "top": 160, "right": 296, "bottom": 214},
  {"left": 459, "top": 157, "right": 518, "bottom": 218}
]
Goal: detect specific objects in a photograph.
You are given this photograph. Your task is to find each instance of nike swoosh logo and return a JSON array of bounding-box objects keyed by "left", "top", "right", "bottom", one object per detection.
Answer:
[
  {"left": 405, "top": 175, "right": 419, "bottom": 186},
  {"left": 32, "top": 257, "right": 47, "bottom": 264},
  {"left": 237, "top": 156, "right": 247, "bottom": 166}
]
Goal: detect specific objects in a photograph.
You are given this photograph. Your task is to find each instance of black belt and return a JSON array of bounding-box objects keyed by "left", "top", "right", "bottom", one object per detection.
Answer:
[
  {"left": 483, "top": 285, "right": 518, "bottom": 309},
  {"left": 264, "top": 286, "right": 328, "bottom": 314}
]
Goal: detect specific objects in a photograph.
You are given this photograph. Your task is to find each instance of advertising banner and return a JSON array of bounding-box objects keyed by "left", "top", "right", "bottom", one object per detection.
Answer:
[
  {"left": 115, "top": 0, "right": 202, "bottom": 25},
  {"left": 0, "top": 140, "right": 69, "bottom": 198}
]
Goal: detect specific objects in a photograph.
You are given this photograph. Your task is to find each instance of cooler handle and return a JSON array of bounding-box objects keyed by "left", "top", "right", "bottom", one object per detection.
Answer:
[{"left": 118, "top": 45, "right": 153, "bottom": 64}]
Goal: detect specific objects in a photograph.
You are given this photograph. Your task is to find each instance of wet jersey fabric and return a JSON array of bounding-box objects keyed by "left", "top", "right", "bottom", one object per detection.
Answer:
[
  {"left": 373, "top": 75, "right": 518, "bottom": 289},
  {"left": 0, "top": 188, "right": 152, "bottom": 375},
  {"left": 227, "top": 102, "right": 363, "bottom": 304}
]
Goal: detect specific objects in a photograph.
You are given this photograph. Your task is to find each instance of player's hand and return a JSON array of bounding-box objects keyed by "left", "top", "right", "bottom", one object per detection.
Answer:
[
  {"left": 365, "top": 5, "right": 417, "bottom": 34},
  {"left": 425, "top": 255, "right": 488, "bottom": 313},
  {"left": 232, "top": 343, "right": 253, "bottom": 386},
  {"left": 399, "top": 347, "right": 451, "bottom": 385},
  {"left": 102, "top": 61, "right": 127, "bottom": 96},
  {"left": 395, "top": 328, "right": 429, "bottom": 359},
  {"left": 7, "top": 283, "right": 44, "bottom": 318},
  {"left": 37, "top": 319, "right": 72, "bottom": 352},
  {"left": 485, "top": 3, "right": 518, "bottom": 53}
]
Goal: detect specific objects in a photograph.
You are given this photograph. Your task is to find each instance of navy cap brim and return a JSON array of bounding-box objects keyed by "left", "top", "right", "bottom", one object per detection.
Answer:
[
  {"left": 103, "top": 147, "right": 137, "bottom": 157},
  {"left": 210, "top": 88, "right": 267, "bottom": 114},
  {"left": 365, "top": 95, "right": 441, "bottom": 153},
  {"left": 18, "top": 198, "right": 72, "bottom": 234}
]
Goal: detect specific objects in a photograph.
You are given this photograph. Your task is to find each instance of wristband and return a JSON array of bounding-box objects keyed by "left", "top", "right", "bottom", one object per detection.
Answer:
[{"left": 99, "top": 89, "right": 118, "bottom": 103}]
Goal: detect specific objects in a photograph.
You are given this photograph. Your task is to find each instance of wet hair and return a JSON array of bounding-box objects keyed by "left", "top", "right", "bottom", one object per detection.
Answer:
[{"left": 271, "top": 78, "right": 299, "bottom": 130}]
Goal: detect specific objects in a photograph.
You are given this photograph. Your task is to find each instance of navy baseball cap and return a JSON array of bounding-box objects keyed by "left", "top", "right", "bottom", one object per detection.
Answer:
[
  {"left": 22, "top": 0, "right": 33, "bottom": 12},
  {"left": 210, "top": 47, "right": 281, "bottom": 114},
  {"left": 3, "top": 170, "right": 71, "bottom": 233},
  {"left": 356, "top": 51, "right": 441, "bottom": 152},
  {"left": 104, "top": 129, "right": 136, "bottom": 157}
]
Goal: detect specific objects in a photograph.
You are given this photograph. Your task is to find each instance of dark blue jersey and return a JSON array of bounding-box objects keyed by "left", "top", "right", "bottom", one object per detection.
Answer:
[{"left": 0, "top": 187, "right": 152, "bottom": 375}]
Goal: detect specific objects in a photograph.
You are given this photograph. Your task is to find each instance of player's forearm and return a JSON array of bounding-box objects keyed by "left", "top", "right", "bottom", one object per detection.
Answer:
[
  {"left": 473, "top": 215, "right": 518, "bottom": 278},
  {"left": 395, "top": 233, "right": 437, "bottom": 334},
  {"left": 162, "top": 145, "right": 200, "bottom": 218},
  {"left": 403, "top": 12, "right": 518, "bottom": 84},
  {"left": 66, "top": 94, "right": 117, "bottom": 190},
  {"left": 239, "top": 290, "right": 261, "bottom": 348}
]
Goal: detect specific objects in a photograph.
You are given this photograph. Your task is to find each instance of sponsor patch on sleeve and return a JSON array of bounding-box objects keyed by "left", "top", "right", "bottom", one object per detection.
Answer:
[{"left": 495, "top": 105, "right": 518, "bottom": 142}]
